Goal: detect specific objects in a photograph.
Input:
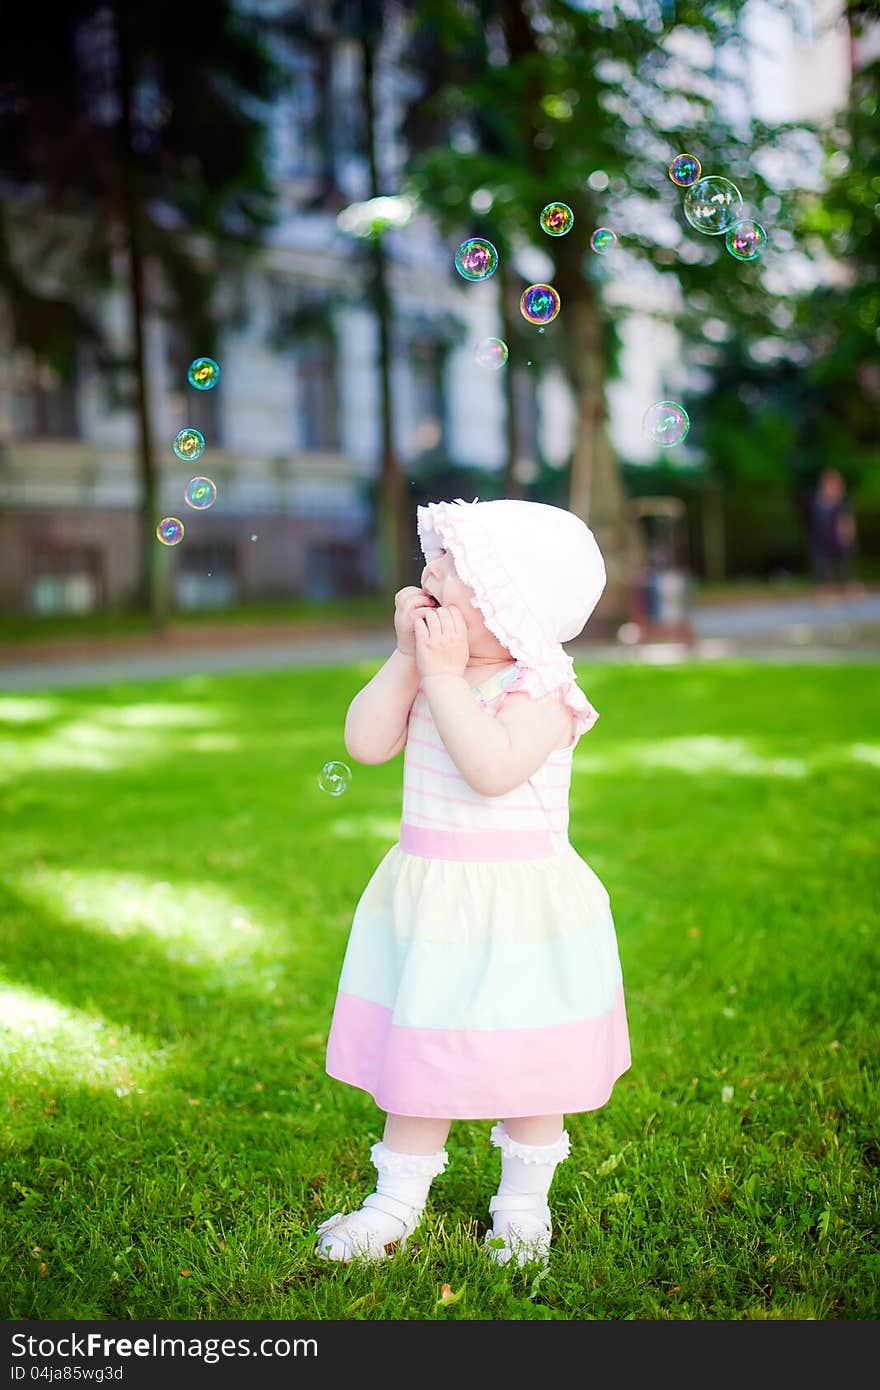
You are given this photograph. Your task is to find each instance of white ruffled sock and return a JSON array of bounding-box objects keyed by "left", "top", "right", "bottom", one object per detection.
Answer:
[
  {"left": 315, "top": 1142, "right": 449, "bottom": 1263},
  {"left": 485, "top": 1123, "right": 571, "bottom": 1266}
]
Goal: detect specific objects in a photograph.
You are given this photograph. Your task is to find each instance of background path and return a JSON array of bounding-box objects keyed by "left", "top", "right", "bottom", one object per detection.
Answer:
[{"left": 0, "top": 591, "right": 877, "bottom": 691}]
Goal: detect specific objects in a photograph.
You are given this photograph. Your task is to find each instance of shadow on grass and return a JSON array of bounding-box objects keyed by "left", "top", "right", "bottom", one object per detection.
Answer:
[{"left": 1, "top": 663, "right": 878, "bottom": 1316}]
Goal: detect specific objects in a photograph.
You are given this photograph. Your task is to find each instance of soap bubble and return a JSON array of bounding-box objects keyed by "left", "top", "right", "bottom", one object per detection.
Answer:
[
  {"left": 184, "top": 477, "right": 217, "bottom": 510},
  {"left": 642, "top": 400, "right": 690, "bottom": 447},
  {"left": 520, "top": 284, "right": 561, "bottom": 324},
  {"left": 589, "top": 227, "right": 617, "bottom": 254},
  {"left": 318, "top": 760, "right": 352, "bottom": 796},
  {"left": 454, "top": 238, "right": 499, "bottom": 280},
  {"left": 156, "top": 517, "right": 184, "bottom": 546},
  {"left": 683, "top": 177, "right": 743, "bottom": 234},
  {"left": 474, "top": 337, "right": 509, "bottom": 370},
  {"left": 669, "top": 153, "right": 701, "bottom": 187},
  {"left": 725, "top": 219, "right": 767, "bottom": 261},
  {"left": 540, "top": 202, "right": 574, "bottom": 236},
  {"left": 173, "top": 428, "right": 205, "bottom": 462},
  {"left": 187, "top": 357, "right": 220, "bottom": 390}
]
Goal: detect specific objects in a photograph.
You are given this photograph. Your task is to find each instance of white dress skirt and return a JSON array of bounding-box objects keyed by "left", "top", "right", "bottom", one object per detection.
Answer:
[{"left": 325, "top": 661, "right": 631, "bottom": 1119}]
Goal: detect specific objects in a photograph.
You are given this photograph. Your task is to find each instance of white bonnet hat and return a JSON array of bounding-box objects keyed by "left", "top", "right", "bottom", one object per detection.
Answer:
[{"left": 416, "top": 496, "right": 606, "bottom": 739}]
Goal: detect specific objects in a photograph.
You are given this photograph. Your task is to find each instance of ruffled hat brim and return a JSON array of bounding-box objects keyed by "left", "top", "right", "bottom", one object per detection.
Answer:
[{"left": 416, "top": 497, "right": 600, "bottom": 741}]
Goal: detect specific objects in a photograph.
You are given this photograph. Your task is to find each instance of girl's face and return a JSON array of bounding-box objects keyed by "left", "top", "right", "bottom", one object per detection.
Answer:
[
  {"left": 420, "top": 548, "right": 512, "bottom": 661},
  {"left": 420, "top": 548, "right": 472, "bottom": 612}
]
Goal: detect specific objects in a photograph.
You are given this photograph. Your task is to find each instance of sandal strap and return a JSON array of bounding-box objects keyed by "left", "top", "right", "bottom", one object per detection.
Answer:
[
  {"left": 362, "top": 1192, "right": 421, "bottom": 1226},
  {"left": 315, "top": 1212, "right": 345, "bottom": 1234},
  {"left": 489, "top": 1193, "right": 551, "bottom": 1216}
]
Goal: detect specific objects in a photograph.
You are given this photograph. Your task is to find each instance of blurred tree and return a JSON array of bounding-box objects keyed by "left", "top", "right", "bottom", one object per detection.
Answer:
[
  {"left": 0, "top": 2, "right": 285, "bottom": 625},
  {"left": 277, "top": 0, "right": 421, "bottom": 603},
  {"left": 678, "top": 10, "right": 880, "bottom": 579},
  {"left": 683, "top": 335, "right": 810, "bottom": 578},
  {"left": 797, "top": 47, "right": 880, "bottom": 512},
  {"left": 349, "top": 0, "right": 411, "bottom": 601},
  {"left": 394, "top": 0, "right": 814, "bottom": 624}
]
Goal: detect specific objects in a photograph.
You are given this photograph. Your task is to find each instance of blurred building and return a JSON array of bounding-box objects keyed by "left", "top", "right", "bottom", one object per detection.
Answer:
[
  {"left": 606, "top": 0, "right": 854, "bottom": 465},
  {"left": 0, "top": 0, "right": 856, "bottom": 615}
]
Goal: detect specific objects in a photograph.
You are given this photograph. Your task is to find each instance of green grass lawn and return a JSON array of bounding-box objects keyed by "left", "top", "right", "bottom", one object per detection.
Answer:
[
  {"left": 1, "top": 661, "right": 877, "bottom": 1320},
  {"left": 0, "top": 595, "right": 390, "bottom": 646}
]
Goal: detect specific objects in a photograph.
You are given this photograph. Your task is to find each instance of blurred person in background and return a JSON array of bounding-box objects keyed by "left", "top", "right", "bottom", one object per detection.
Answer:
[{"left": 809, "top": 468, "right": 864, "bottom": 603}]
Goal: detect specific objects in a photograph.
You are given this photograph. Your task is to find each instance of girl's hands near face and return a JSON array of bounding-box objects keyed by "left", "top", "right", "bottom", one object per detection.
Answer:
[
  {"left": 395, "top": 586, "right": 440, "bottom": 656},
  {"left": 413, "top": 602, "right": 470, "bottom": 680}
]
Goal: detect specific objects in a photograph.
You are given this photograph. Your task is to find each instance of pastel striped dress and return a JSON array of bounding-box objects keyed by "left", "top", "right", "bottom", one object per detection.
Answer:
[{"left": 324, "top": 661, "right": 631, "bottom": 1119}]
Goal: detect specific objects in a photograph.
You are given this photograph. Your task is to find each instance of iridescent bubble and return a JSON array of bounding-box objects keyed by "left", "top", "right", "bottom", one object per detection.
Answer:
[
  {"left": 683, "top": 177, "right": 744, "bottom": 234},
  {"left": 184, "top": 476, "right": 218, "bottom": 510},
  {"left": 156, "top": 517, "right": 184, "bottom": 546},
  {"left": 642, "top": 400, "right": 690, "bottom": 447},
  {"left": 540, "top": 202, "right": 574, "bottom": 236},
  {"left": 318, "top": 760, "right": 352, "bottom": 796},
  {"left": 589, "top": 227, "right": 617, "bottom": 254},
  {"left": 173, "top": 427, "right": 205, "bottom": 462},
  {"left": 724, "top": 219, "right": 767, "bottom": 261},
  {"left": 520, "top": 284, "right": 561, "bottom": 325},
  {"left": 669, "top": 153, "right": 701, "bottom": 187},
  {"left": 454, "top": 238, "right": 499, "bottom": 281},
  {"left": 474, "top": 337, "right": 509, "bottom": 370},
  {"left": 187, "top": 356, "right": 221, "bottom": 390}
]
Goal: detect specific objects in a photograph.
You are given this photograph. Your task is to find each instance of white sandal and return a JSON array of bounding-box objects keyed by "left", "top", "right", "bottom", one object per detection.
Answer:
[
  {"left": 483, "top": 1193, "right": 553, "bottom": 1267},
  {"left": 315, "top": 1192, "right": 423, "bottom": 1263}
]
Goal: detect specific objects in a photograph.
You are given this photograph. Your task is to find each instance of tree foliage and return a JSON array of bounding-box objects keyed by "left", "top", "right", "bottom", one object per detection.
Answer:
[
  {"left": 684, "top": 37, "right": 880, "bottom": 566},
  {"left": 797, "top": 54, "right": 880, "bottom": 496},
  {"left": 0, "top": 1, "right": 287, "bottom": 616},
  {"left": 0, "top": 1, "right": 284, "bottom": 368},
  {"left": 397, "top": 0, "right": 811, "bottom": 406}
]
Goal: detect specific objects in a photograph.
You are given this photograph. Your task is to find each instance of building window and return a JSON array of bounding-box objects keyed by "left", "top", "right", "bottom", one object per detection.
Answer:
[
  {"left": 792, "top": 0, "right": 815, "bottom": 45},
  {"left": 297, "top": 338, "right": 339, "bottom": 450},
  {"left": 175, "top": 542, "right": 239, "bottom": 610},
  {"left": 409, "top": 339, "right": 446, "bottom": 457},
  {"left": 174, "top": 539, "right": 239, "bottom": 611},
  {"left": 274, "top": 43, "right": 332, "bottom": 183},
  {"left": 332, "top": 40, "right": 365, "bottom": 165},
  {"left": 304, "top": 541, "right": 361, "bottom": 599},
  {"left": 74, "top": 6, "right": 121, "bottom": 127},
  {"left": 29, "top": 544, "right": 101, "bottom": 614},
  {"left": 13, "top": 351, "right": 79, "bottom": 439}
]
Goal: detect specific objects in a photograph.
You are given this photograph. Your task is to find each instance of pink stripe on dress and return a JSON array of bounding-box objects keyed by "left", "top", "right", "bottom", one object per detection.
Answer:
[
  {"left": 399, "top": 821, "right": 556, "bottom": 860},
  {"left": 325, "top": 986, "right": 631, "bottom": 1120}
]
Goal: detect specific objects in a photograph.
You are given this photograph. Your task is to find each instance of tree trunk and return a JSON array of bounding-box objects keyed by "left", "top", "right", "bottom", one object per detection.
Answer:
[
  {"left": 127, "top": 228, "right": 167, "bottom": 626},
  {"left": 361, "top": 25, "right": 407, "bottom": 600},
  {"left": 500, "top": 0, "right": 642, "bottom": 633},
  {"left": 498, "top": 262, "right": 525, "bottom": 499},
  {"left": 116, "top": 5, "right": 165, "bottom": 628},
  {"left": 702, "top": 475, "right": 726, "bottom": 582},
  {"left": 551, "top": 232, "right": 643, "bottom": 635}
]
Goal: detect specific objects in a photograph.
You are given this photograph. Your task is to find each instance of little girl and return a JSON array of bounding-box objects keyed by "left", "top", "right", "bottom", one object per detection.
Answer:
[{"left": 317, "top": 497, "right": 630, "bottom": 1267}]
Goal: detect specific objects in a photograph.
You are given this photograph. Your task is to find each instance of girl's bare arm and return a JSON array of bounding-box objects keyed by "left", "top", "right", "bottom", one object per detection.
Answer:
[
  {"left": 421, "top": 677, "right": 572, "bottom": 797},
  {"left": 344, "top": 649, "right": 422, "bottom": 764}
]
